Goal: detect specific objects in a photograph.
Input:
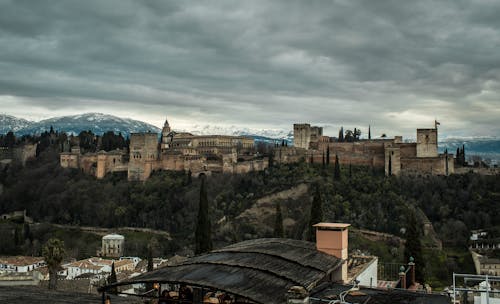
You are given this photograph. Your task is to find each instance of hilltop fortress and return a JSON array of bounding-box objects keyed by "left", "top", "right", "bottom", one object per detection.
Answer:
[
  {"left": 60, "top": 118, "right": 268, "bottom": 181},
  {"left": 276, "top": 122, "right": 454, "bottom": 176},
  {"left": 60, "top": 118, "right": 454, "bottom": 180}
]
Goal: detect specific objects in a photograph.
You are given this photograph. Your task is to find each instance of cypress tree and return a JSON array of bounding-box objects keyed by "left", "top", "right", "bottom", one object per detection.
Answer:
[
  {"left": 274, "top": 202, "right": 284, "bottom": 238},
  {"left": 368, "top": 125, "right": 371, "bottom": 140},
  {"left": 147, "top": 249, "right": 153, "bottom": 272},
  {"left": 195, "top": 175, "right": 212, "bottom": 254},
  {"left": 108, "top": 262, "right": 118, "bottom": 294},
  {"left": 388, "top": 154, "right": 392, "bottom": 176},
  {"left": 334, "top": 154, "right": 341, "bottom": 180},
  {"left": 307, "top": 184, "right": 323, "bottom": 242},
  {"left": 326, "top": 146, "right": 330, "bottom": 165},
  {"left": 404, "top": 209, "right": 424, "bottom": 283},
  {"left": 146, "top": 239, "right": 155, "bottom": 291},
  {"left": 461, "top": 147, "right": 464, "bottom": 165},
  {"left": 322, "top": 152, "right": 325, "bottom": 169}
]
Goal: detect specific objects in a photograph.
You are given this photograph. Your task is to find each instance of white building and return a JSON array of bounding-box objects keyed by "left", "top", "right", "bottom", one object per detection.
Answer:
[
  {"left": 63, "top": 258, "right": 113, "bottom": 279},
  {"left": 0, "top": 256, "right": 45, "bottom": 273},
  {"left": 101, "top": 233, "right": 125, "bottom": 258}
]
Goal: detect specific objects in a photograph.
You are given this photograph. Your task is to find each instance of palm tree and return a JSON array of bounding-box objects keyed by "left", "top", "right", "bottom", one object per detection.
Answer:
[{"left": 42, "top": 238, "right": 65, "bottom": 290}]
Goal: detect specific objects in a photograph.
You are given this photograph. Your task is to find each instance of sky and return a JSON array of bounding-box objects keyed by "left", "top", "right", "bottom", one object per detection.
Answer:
[{"left": 0, "top": 0, "right": 499, "bottom": 138}]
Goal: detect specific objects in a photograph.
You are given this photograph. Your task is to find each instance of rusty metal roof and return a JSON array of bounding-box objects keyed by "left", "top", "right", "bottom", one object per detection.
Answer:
[{"left": 104, "top": 238, "right": 342, "bottom": 304}]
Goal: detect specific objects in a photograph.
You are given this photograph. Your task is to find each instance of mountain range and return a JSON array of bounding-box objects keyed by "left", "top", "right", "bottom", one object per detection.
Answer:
[
  {"left": 0, "top": 113, "right": 161, "bottom": 137},
  {"left": 1, "top": 113, "right": 498, "bottom": 162}
]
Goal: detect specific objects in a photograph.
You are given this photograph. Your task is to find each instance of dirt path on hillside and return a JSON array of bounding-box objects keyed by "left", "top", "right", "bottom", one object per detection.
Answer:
[
  {"left": 34, "top": 223, "right": 172, "bottom": 240},
  {"left": 236, "top": 183, "right": 309, "bottom": 224}
]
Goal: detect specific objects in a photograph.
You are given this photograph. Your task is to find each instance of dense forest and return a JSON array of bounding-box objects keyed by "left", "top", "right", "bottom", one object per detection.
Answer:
[{"left": 1, "top": 134, "right": 499, "bottom": 288}]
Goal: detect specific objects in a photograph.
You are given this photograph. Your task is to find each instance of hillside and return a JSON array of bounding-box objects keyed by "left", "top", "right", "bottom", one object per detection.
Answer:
[{"left": 1, "top": 144, "right": 498, "bottom": 287}]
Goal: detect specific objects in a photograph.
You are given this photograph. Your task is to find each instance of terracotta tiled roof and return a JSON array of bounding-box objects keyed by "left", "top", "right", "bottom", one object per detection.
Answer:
[
  {"left": 0, "top": 256, "right": 45, "bottom": 266},
  {"left": 114, "top": 259, "right": 134, "bottom": 268}
]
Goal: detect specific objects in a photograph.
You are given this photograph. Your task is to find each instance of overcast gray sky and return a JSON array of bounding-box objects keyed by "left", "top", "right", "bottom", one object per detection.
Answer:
[{"left": 1, "top": 0, "right": 499, "bottom": 138}]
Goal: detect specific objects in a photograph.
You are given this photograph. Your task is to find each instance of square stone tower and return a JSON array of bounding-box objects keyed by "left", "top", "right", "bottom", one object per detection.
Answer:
[
  {"left": 416, "top": 128, "right": 438, "bottom": 158},
  {"left": 294, "top": 124, "right": 311, "bottom": 149},
  {"left": 128, "top": 133, "right": 159, "bottom": 181}
]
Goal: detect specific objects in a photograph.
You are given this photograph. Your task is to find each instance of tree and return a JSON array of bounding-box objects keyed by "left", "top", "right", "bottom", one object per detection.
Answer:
[
  {"left": 108, "top": 262, "right": 118, "bottom": 294},
  {"left": 344, "top": 129, "right": 354, "bottom": 142},
  {"left": 368, "top": 125, "right": 371, "bottom": 140},
  {"left": 338, "top": 127, "right": 344, "bottom": 142},
  {"left": 388, "top": 154, "right": 392, "bottom": 176},
  {"left": 146, "top": 238, "right": 158, "bottom": 292},
  {"left": 326, "top": 146, "right": 330, "bottom": 166},
  {"left": 307, "top": 183, "right": 323, "bottom": 241},
  {"left": 186, "top": 170, "right": 192, "bottom": 185},
  {"left": 354, "top": 128, "right": 361, "bottom": 141},
  {"left": 195, "top": 175, "right": 212, "bottom": 254},
  {"left": 42, "top": 238, "right": 65, "bottom": 290},
  {"left": 101, "top": 131, "right": 126, "bottom": 151},
  {"left": 4, "top": 131, "right": 16, "bottom": 148},
  {"left": 334, "top": 154, "right": 341, "bottom": 180},
  {"left": 404, "top": 209, "right": 424, "bottom": 283},
  {"left": 268, "top": 151, "right": 274, "bottom": 168},
  {"left": 274, "top": 202, "right": 284, "bottom": 238},
  {"left": 78, "top": 130, "right": 97, "bottom": 152}
]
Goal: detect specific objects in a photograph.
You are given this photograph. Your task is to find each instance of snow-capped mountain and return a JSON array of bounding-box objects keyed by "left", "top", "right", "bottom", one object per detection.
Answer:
[
  {"left": 439, "top": 137, "right": 500, "bottom": 163},
  {"left": 0, "top": 114, "right": 33, "bottom": 134},
  {"left": 2, "top": 113, "right": 160, "bottom": 137},
  {"left": 2, "top": 113, "right": 498, "bottom": 161},
  {"left": 178, "top": 124, "right": 294, "bottom": 143}
]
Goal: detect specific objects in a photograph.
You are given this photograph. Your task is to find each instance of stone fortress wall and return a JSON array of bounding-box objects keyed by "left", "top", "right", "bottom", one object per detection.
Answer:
[
  {"left": 0, "top": 143, "right": 37, "bottom": 166},
  {"left": 279, "top": 122, "right": 454, "bottom": 176}
]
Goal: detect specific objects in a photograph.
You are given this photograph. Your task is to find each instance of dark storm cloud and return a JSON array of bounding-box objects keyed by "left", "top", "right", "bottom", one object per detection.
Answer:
[{"left": 0, "top": 0, "right": 499, "bottom": 136}]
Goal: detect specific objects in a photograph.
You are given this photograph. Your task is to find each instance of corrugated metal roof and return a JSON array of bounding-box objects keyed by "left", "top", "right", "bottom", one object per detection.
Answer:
[
  {"left": 0, "top": 286, "right": 140, "bottom": 304},
  {"left": 311, "top": 282, "right": 451, "bottom": 304},
  {"left": 105, "top": 238, "right": 342, "bottom": 304}
]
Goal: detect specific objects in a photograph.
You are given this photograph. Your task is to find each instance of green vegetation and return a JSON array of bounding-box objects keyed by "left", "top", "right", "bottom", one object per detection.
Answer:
[
  {"left": 42, "top": 238, "right": 65, "bottom": 290},
  {"left": 307, "top": 183, "right": 323, "bottom": 241},
  {"left": 195, "top": 175, "right": 212, "bottom": 254},
  {"left": 1, "top": 144, "right": 499, "bottom": 288},
  {"left": 273, "top": 202, "right": 284, "bottom": 238},
  {"left": 404, "top": 209, "right": 424, "bottom": 283}
]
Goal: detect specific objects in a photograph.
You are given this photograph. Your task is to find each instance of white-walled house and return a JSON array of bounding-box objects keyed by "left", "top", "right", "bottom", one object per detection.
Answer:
[
  {"left": 63, "top": 258, "right": 112, "bottom": 279},
  {"left": 0, "top": 256, "right": 45, "bottom": 273}
]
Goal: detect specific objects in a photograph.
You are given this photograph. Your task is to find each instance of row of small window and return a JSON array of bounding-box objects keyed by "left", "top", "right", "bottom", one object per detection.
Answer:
[{"left": 132, "top": 154, "right": 156, "bottom": 159}]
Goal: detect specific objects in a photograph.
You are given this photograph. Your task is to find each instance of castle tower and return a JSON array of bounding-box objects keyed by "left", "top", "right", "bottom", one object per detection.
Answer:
[
  {"left": 96, "top": 151, "right": 108, "bottom": 179},
  {"left": 128, "top": 133, "right": 159, "bottom": 181},
  {"left": 161, "top": 117, "right": 172, "bottom": 150},
  {"left": 416, "top": 128, "right": 438, "bottom": 158},
  {"left": 293, "top": 124, "right": 311, "bottom": 149}
]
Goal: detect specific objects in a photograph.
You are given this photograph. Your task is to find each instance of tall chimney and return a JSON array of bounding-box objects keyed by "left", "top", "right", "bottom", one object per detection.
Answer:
[{"left": 313, "top": 223, "right": 350, "bottom": 283}]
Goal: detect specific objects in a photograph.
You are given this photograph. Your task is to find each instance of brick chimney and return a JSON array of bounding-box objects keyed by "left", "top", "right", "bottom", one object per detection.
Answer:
[{"left": 313, "top": 223, "right": 350, "bottom": 283}]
